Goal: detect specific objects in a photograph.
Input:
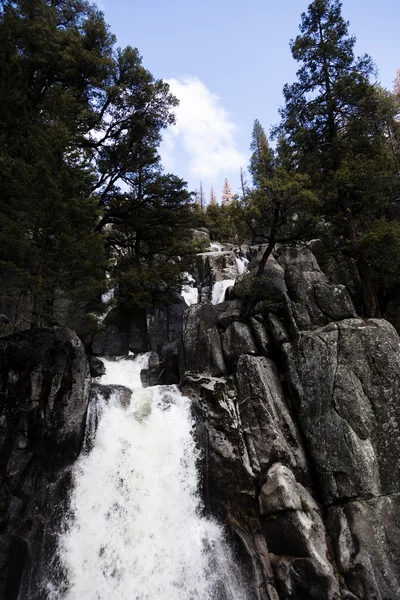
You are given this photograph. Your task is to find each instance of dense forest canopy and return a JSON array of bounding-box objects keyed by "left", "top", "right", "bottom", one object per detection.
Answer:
[{"left": 0, "top": 0, "right": 399, "bottom": 329}]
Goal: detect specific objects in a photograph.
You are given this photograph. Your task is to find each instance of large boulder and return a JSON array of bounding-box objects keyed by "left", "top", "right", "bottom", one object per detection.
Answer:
[
  {"left": 0, "top": 327, "right": 92, "bottom": 599},
  {"left": 284, "top": 318, "right": 400, "bottom": 503},
  {"left": 235, "top": 355, "right": 308, "bottom": 477},
  {"left": 278, "top": 246, "right": 357, "bottom": 331},
  {"left": 195, "top": 251, "right": 238, "bottom": 284},
  {"left": 147, "top": 292, "right": 187, "bottom": 351},
  {"left": 248, "top": 250, "right": 288, "bottom": 301},
  {"left": 192, "top": 228, "right": 210, "bottom": 244},
  {"left": 328, "top": 496, "right": 400, "bottom": 598},
  {"left": 104, "top": 305, "right": 148, "bottom": 354},
  {"left": 182, "top": 303, "right": 227, "bottom": 376},
  {"left": 222, "top": 322, "right": 258, "bottom": 368},
  {"left": 0, "top": 327, "right": 91, "bottom": 461},
  {"left": 0, "top": 535, "right": 28, "bottom": 600}
]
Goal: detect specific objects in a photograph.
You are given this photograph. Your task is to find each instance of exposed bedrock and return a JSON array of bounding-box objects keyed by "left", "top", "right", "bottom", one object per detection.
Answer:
[
  {"left": 0, "top": 327, "right": 91, "bottom": 598},
  {"left": 181, "top": 243, "right": 400, "bottom": 599}
]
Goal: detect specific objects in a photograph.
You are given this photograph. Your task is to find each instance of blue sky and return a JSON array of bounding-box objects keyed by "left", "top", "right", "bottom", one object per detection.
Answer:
[{"left": 97, "top": 0, "right": 400, "bottom": 202}]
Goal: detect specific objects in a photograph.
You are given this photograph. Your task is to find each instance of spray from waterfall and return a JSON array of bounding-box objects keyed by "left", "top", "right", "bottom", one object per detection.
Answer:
[{"left": 46, "top": 355, "right": 249, "bottom": 600}]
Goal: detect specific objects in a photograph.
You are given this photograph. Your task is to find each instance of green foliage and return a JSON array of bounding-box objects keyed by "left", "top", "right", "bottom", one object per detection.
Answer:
[
  {"left": 106, "top": 175, "right": 197, "bottom": 309},
  {"left": 0, "top": 0, "right": 196, "bottom": 321},
  {"left": 360, "top": 220, "right": 400, "bottom": 289},
  {"left": 204, "top": 201, "right": 240, "bottom": 243},
  {"left": 249, "top": 119, "right": 274, "bottom": 187},
  {"left": 275, "top": 0, "right": 400, "bottom": 317},
  {"left": 0, "top": 0, "right": 112, "bottom": 324},
  {"left": 238, "top": 120, "right": 319, "bottom": 257}
]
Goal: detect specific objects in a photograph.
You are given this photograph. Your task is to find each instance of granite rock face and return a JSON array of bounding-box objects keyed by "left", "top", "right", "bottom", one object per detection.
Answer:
[
  {"left": 0, "top": 327, "right": 91, "bottom": 599},
  {"left": 181, "top": 302, "right": 228, "bottom": 376},
  {"left": 2, "top": 242, "right": 400, "bottom": 600},
  {"left": 180, "top": 243, "right": 400, "bottom": 599}
]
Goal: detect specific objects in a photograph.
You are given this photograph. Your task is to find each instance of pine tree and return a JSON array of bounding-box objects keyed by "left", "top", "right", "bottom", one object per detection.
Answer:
[
  {"left": 198, "top": 182, "right": 206, "bottom": 209},
  {"left": 0, "top": 0, "right": 195, "bottom": 323},
  {"left": 394, "top": 69, "right": 400, "bottom": 96},
  {"left": 276, "top": 0, "right": 396, "bottom": 317},
  {"left": 249, "top": 120, "right": 275, "bottom": 187},
  {"left": 0, "top": 0, "right": 112, "bottom": 325},
  {"left": 221, "top": 178, "right": 234, "bottom": 205},
  {"left": 210, "top": 186, "right": 218, "bottom": 205}
]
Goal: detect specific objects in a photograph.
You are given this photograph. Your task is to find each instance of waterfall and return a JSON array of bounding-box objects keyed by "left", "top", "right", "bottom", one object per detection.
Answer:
[
  {"left": 211, "top": 279, "right": 235, "bottom": 305},
  {"left": 46, "top": 355, "right": 248, "bottom": 600}
]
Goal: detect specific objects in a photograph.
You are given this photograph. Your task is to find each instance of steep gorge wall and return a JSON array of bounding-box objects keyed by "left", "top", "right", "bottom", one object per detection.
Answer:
[
  {"left": 180, "top": 246, "right": 400, "bottom": 599},
  {"left": 0, "top": 243, "right": 399, "bottom": 599}
]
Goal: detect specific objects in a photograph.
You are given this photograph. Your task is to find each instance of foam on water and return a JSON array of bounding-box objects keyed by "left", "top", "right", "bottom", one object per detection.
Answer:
[
  {"left": 181, "top": 273, "right": 199, "bottom": 307},
  {"left": 47, "top": 355, "right": 248, "bottom": 600},
  {"left": 235, "top": 256, "right": 249, "bottom": 275},
  {"left": 211, "top": 279, "right": 235, "bottom": 305}
]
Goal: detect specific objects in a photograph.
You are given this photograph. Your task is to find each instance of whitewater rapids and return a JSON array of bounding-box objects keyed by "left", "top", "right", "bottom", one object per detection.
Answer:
[{"left": 46, "top": 355, "right": 248, "bottom": 600}]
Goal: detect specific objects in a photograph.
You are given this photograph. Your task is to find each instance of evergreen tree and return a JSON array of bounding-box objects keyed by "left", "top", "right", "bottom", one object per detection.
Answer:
[
  {"left": 198, "top": 182, "right": 206, "bottom": 209},
  {"left": 107, "top": 175, "right": 195, "bottom": 309},
  {"left": 276, "top": 0, "right": 398, "bottom": 317},
  {"left": 394, "top": 68, "right": 400, "bottom": 96},
  {"left": 0, "top": 0, "right": 113, "bottom": 325},
  {"left": 0, "top": 0, "right": 196, "bottom": 323},
  {"left": 221, "top": 178, "right": 234, "bottom": 205},
  {"left": 210, "top": 186, "right": 218, "bottom": 205},
  {"left": 240, "top": 125, "right": 318, "bottom": 278},
  {"left": 249, "top": 119, "right": 274, "bottom": 187}
]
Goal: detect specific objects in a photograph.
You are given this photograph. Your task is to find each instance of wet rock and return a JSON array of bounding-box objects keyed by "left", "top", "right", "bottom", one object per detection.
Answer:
[
  {"left": 271, "top": 553, "right": 341, "bottom": 600},
  {"left": 181, "top": 373, "right": 255, "bottom": 519},
  {"left": 0, "top": 534, "right": 28, "bottom": 600},
  {"left": 104, "top": 306, "right": 147, "bottom": 354},
  {"left": 147, "top": 292, "right": 187, "bottom": 351},
  {"left": 88, "top": 356, "right": 106, "bottom": 378},
  {"left": 195, "top": 251, "right": 238, "bottom": 284},
  {"left": 147, "top": 351, "right": 164, "bottom": 386},
  {"left": 159, "top": 340, "right": 180, "bottom": 385}
]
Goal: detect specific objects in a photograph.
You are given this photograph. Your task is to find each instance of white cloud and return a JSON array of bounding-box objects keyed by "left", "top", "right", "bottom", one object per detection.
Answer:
[{"left": 160, "top": 76, "right": 247, "bottom": 189}]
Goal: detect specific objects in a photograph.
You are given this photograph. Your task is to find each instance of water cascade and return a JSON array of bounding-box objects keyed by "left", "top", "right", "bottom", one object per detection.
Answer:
[
  {"left": 211, "top": 280, "right": 236, "bottom": 305},
  {"left": 47, "top": 355, "right": 248, "bottom": 600},
  {"left": 181, "top": 273, "right": 199, "bottom": 307}
]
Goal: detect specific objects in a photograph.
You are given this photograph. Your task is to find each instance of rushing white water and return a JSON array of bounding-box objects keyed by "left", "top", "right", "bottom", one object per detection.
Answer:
[
  {"left": 47, "top": 356, "right": 248, "bottom": 600},
  {"left": 181, "top": 273, "right": 199, "bottom": 307},
  {"left": 210, "top": 243, "right": 223, "bottom": 252},
  {"left": 235, "top": 256, "right": 249, "bottom": 276},
  {"left": 211, "top": 279, "right": 235, "bottom": 305}
]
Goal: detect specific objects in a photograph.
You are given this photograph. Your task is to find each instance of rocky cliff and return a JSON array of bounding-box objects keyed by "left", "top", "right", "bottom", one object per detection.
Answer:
[
  {"left": 180, "top": 244, "right": 400, "bottom": 599},
  {"left": 0, "top": 243, "right": 400, "bottom": 599}
]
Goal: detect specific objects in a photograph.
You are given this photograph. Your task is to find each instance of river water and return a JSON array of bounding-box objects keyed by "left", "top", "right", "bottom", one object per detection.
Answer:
[{"left": 46, "top": 355, "right": 248, "bottom": 600}]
